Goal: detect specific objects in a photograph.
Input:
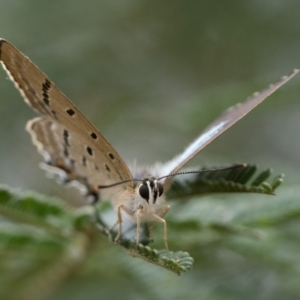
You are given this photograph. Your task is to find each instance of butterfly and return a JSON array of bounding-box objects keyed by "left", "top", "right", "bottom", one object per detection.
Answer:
[{"left": 0, "top": 38, "right": 299, "bottom": 250}]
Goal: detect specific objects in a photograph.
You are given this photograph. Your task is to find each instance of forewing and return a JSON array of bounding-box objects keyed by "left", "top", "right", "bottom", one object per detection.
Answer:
[
  {"left": 0, "top": 39, "right": 134, "bottom": 200},
  {"left": 161, "top": 68, "right": 300, "bottom": 189}
]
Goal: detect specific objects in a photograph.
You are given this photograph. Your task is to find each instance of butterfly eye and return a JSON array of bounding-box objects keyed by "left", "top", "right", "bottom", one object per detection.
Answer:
[
  {"left": 158, "top": 182, "right": 164, "bottom": 197},
  {"left": 139, "top": 183, "right": 149, "bottom": 201}
]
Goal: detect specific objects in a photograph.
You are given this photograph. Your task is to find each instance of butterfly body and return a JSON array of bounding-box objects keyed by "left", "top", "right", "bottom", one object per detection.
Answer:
[
  {"left": 0, "top": 38, "right": 299, "bottom": 249},
  {"left": 101, "top": 172, "right": 170, "bottom": 247}
]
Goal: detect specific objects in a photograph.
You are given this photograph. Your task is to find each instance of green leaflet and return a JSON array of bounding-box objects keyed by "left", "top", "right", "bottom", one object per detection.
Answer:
[{"left": 166, "top": 164, "right": 283, "bottom": 200}]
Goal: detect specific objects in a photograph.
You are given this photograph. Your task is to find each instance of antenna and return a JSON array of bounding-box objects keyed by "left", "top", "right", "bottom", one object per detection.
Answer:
[
  {"left": 97, "top": 163, "right": 246, "bottom": 190},
  {"left": 157, "top": 163, "right": 246, "bottom": 181}
]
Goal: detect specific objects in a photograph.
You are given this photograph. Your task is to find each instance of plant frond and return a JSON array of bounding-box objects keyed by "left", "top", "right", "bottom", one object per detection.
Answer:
[{"left": 167, "top": 164, "right": 283, "bottom": 200}]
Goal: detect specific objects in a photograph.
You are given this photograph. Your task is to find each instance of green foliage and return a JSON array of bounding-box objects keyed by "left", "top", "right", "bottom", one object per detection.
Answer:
[
  {"left": 0, "top": 186, "right": 96, "bottom": 300},
  {"left": 0, "top": 164, "right": 299, "bottom": 299},
  {"left": 167, "top": 164, "right": 283, "bottom": 199}
]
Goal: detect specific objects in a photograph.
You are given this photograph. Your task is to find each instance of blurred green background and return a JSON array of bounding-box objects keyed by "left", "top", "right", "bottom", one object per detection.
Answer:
[{"left": 1, "top": 1, "right": 300, "bottom": 299}]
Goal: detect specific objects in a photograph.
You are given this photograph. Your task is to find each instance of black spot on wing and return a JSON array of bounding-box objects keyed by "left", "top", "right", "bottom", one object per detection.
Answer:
[
  {"left": 63, "top": 145, "right": 69, "bottom": 157},
  {"left": 86, "top": 146, "right": 93, "bottom": 156},
  {"left": 42, "top": 79, "right": 51, "bottom": 106},
  {"left": 44, "top": 79, "right": 51, "bottom": 89},
  {"left": 90, "top": 132, "right": 97, "bottom": 139},
  {"left": 66, "top": 108, "right": 75, "bottom": 116},
  {"left": 51, "top": 110, "right": 58, "bottom": 120},
  {"left": 108, "top": 153, "right": 115, "bottom": 159},
  {"left": 21, "top": 75, "right": 50, "bottom": 115},
  {"left": 63, "top": 129, "right": 70, "bottom": 147},
  {"left": 105, "top": 164, "right": 111, "bottom": 172},
  {"left": 43, "top": 95, "right": 49, "bottom": 105},
  {"left": 82, "top": 155, "right": 87, "bottom": 166}
]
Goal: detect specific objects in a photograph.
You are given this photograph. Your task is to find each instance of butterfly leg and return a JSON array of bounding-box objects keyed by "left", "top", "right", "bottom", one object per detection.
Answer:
[
  {"left": 152, "top": 208, "right": 170, "bottom": 250},
  {"left": 136, "top": 208, "right": 142, "bottom": 246},
  {"left": 113, "top": 203, "right": 124, "bottom": 243},
  {"left": 149, "top": 223, "right": 155, "bottom": 242},
  {"left": 154, "top": 205, "right": 170, "bottom": 249},
  {"left": 114, "top": 203, "right": 133, "bottom": 243}
]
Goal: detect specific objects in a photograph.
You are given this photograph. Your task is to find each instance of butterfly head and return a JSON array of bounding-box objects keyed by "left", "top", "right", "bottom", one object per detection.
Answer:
[
  {"left": 137, "top": 177, "right": 164, "bottom": 205},
  {"left": 98, "top": 164, "right": 246, "bottom": 204}
]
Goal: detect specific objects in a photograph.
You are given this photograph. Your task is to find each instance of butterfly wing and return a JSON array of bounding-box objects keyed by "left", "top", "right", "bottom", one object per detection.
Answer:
[
  {"left": 0, "top": 39, "right": 134, "bottom": 201},
  {"left": 161, "top": 68, "right": 300, "bottom": 189}
]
